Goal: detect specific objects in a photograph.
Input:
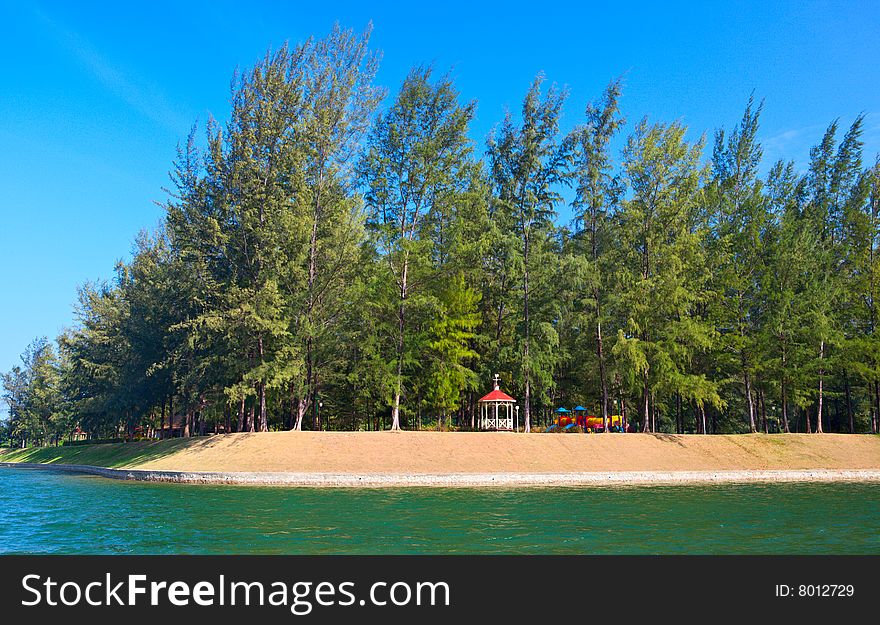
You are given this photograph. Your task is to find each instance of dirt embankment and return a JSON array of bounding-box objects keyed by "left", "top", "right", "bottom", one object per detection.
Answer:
[{"left": 5, "top": 431, "right": 876, "bottom": 474}]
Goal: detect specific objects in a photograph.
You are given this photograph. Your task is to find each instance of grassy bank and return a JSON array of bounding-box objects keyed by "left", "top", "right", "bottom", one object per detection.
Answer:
[
  {"left": 0, "top": 438, "right": 197, "bottom": 468},
  {"left": 2, "top": 431, "right": 879, "bottom": 475}
]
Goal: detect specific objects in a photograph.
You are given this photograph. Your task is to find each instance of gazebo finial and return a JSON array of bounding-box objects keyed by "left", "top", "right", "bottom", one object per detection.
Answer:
[{"left": 492, "top": 373, "right": 501, "bottom": 390}]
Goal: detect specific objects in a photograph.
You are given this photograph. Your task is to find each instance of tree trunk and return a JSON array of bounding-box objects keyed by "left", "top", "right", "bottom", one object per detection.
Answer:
[
  {"left": 641, "top": 372, "right": 650, "bottom": 432},
  {"left": 871, "top": 380, "right": 880, "bottom": 434},
  {"left": 588, "top": 198, "right": 609, "bottom": 432},
  {"left": 295, "top": 396, "right": 307, "bottom": 431},
  {"left": 298, "top": 165, "right": 324, "bottom": 438},
  {"left": 261, "top": 383, "right": 268, "bottom": 432},
  {"left": 676, "top": 393, "right": 682, "bottom": 434},
  {"left": 816, "top": 340, "right": 825, "bottom": 433},
  {"left": 246, "top": 402, "right": 255, "bottom": 433},
  {"left": 874, "top": 380, "right": 880, "bottom": 434},
  {"left": 287, "top": 385, "right": 296, "bottom": 431},
  {"left": 596, "top": 306, "right": 609, "bottom": 432},
  {"left": 302, "top": 337, "right": 316, "bottom": 431},
  {"left": 311, "top": 380, "right": 320, "bottom": 431},
  {"left": 390, "top": 258, "right": 408, "bottom": 432},
  {"left": 781, "top": 376, "right": 790, "bottom": 433},
  {"left": 523, "top": 241, "right": 531, "bottom": 434},
  {"left": 744, "top": 368, "right": 756, "bottom": 433},
  {"left": 759, "top": 387, "right": 768, "bottom": 434},
  {"left": 845, "top": 376, "right": 854, "bottom": 434},
  {"left": 256, "top": 333, "right": 268, "bottom": 432}
]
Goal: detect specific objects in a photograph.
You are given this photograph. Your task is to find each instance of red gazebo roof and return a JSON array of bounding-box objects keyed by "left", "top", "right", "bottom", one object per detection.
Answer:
[{"left": 478, "top": 388, "right": 516, "bottom": 402}]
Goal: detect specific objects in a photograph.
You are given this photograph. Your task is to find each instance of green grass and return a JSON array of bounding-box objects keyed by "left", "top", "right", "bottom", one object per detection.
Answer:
[{"left": 0, "top": 438, "right": 198, "bottom": 468}]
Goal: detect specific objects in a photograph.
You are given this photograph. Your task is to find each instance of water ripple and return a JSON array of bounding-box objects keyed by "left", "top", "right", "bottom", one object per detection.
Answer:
[{"left": 0, "top": 469, "right": 878, "bottom": 554}]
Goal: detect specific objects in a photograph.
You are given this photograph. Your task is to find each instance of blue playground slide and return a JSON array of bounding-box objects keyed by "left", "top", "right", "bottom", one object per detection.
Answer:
[{"left": 544, "top": 424, "right": 558, "bottom": 433}]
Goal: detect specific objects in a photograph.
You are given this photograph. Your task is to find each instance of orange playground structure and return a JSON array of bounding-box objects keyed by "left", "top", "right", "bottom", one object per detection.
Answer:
[{"left": 549, "top": 405, "right": 625, "bottom": 433}]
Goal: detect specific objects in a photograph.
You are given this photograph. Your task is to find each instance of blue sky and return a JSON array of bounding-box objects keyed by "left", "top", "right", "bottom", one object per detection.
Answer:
[{"left": 1, "top": 0, "right": 879, "bottom": 378}]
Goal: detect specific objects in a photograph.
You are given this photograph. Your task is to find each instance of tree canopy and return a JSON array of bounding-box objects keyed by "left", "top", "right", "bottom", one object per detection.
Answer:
[{"left": 4, "top": 25, "right": 879, "bottom": 445}]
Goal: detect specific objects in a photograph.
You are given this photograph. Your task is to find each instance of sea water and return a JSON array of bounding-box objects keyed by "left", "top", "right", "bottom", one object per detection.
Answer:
[{"left": 0, "top": 467, "right": 877, "bottom": 554}]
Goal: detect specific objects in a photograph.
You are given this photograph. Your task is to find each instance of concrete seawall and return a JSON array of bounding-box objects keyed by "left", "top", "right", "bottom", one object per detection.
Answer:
[{"left": 3, "top": 462, "right": 880, "bottom": 488}]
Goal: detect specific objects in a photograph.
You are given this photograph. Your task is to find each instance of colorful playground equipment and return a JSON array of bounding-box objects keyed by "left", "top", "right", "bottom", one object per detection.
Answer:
[{"left": 546, "top": 405, "right": 625, "bottom": 433}]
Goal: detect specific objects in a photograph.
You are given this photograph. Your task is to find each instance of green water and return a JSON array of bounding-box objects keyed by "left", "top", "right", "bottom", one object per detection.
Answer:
[{"left": 0, "top": 468, "right": 878, "bottom": 554}]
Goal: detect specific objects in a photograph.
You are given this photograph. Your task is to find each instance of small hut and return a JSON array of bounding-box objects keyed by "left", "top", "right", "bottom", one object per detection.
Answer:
[{"left": 477, "top": 374, "right": 517, "bottom": 431}]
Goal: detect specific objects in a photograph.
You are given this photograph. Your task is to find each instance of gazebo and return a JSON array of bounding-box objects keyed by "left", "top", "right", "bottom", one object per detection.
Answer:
[{"left": 478, "top": 374, "right": 518, "bottom": 431}]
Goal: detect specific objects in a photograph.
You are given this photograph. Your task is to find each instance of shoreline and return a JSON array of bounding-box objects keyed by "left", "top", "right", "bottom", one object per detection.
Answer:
[
  {"left": 3, "top": 432, "right": 879, "bottom": 487},
  {"left": 3, "top": 462, "right": 880, "bottom": 488}
]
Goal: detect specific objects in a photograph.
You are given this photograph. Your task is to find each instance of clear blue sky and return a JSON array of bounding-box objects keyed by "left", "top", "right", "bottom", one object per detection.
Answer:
[{"left": 1, "top": 0, "right": 879, "bottom": 378}]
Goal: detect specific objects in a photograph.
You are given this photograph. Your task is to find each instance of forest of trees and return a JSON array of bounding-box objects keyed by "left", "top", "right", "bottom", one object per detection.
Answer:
[{"left": 3, "top": 25, "right": 880, "bottom": 446}]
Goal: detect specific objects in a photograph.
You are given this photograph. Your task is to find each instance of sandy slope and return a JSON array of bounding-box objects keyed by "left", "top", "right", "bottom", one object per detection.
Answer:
[{"left": 122, "top": 431, "right": 880, "bottom": 474}]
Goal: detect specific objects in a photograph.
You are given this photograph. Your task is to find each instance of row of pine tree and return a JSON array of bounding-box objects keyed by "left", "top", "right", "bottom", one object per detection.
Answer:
[{"left": 3, "top": 25, "right": 880, "bottom": 446}]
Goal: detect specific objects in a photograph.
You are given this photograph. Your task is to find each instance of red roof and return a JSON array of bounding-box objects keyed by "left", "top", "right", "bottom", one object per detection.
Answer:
[{"left": 479, "top": 389, "right": 516, "bottom": 402}]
